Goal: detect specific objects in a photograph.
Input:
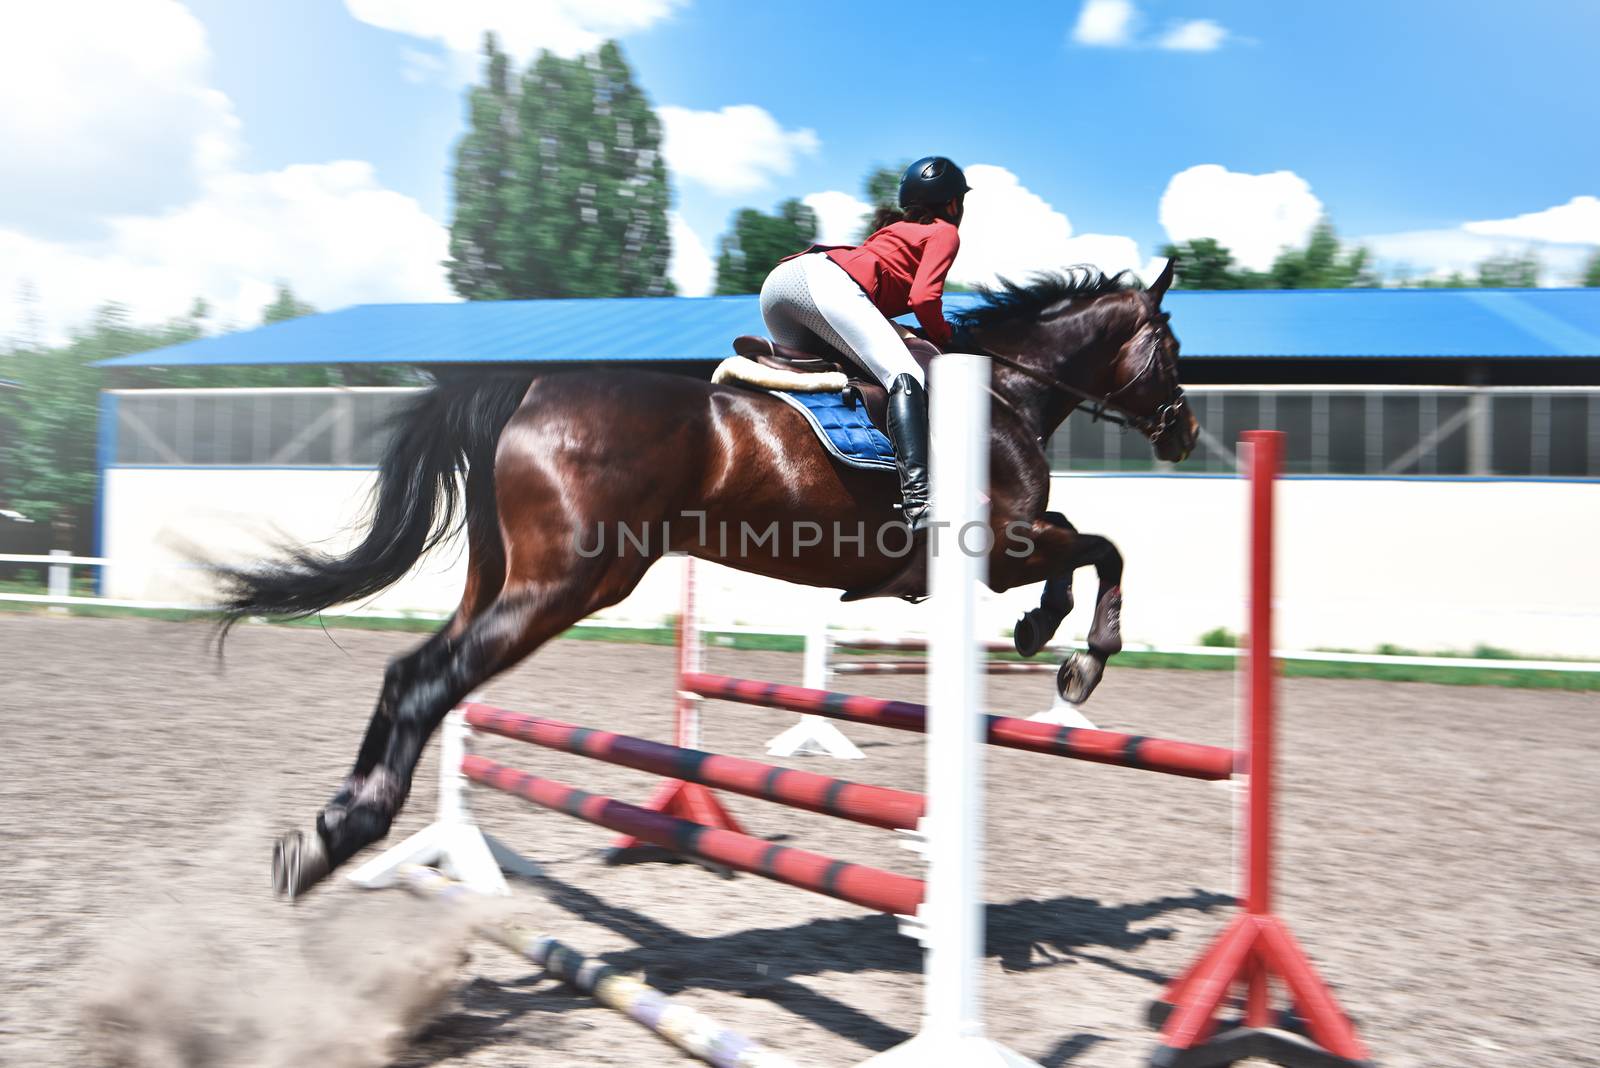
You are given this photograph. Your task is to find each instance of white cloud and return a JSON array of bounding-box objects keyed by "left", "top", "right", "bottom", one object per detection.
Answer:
[
  {"left": 1159, "top": 164, "right": 1323, "bottom": 271},
  {"left": 344, "top": 0, "right": 685, "bottom": 63},
  {"left": 1071, "top": 0, "right": 1137, "bottom": 46},
  {"left": 669, "top": 213, "right": 714, "bottom": 297},
  {"left": 1, "top": 162, "right": 453, "bottom": 343},
  {"left": 1158, "top": 18, "right": 1227, "bottom": 51},
  {"left": 1071, "top": 1, "right": 1232, "bottom": 52},
  {"left": 803, "top": 191, "right": 872, "bottom": 245},
  {"left": 949, "top": 165, "right": 1146, "bottom": 287},
  {"left": 1463, "top": 196, "right": 1600, "bottom": 245},
  {"left": 0, "top": 1, "right": 452, "bottom": 343},
  {"left": 658, "top": 105, "right": 819, "bottom": 195},
  {"left": 0, "top": 0, "right": 240, "bottom": 239}
]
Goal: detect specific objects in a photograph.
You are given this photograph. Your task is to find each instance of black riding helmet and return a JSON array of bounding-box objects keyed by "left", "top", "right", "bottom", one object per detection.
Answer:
[{"left": 899, "top": 156, "right": 970, "bottom": 210}]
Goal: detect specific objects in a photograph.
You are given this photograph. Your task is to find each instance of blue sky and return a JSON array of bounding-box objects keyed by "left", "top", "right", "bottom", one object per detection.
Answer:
[{"left": 2, "top": 0, "right": 1597, "bottom": 340}]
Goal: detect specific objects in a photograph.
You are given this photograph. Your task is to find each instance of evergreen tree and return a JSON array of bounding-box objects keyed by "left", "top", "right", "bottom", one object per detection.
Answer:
[
  {"left": 447, "top": 35, "right": 517, "bottom": 299},
  {"left": 449, "top": 38, "right": 673, "bottom": 299},
  {"left": 595, "top": 42, "right": 673, "bottom": 296},
  {"left": 1585, "top": 249, "right": 1600, "bottom": 287},
  {"left": 713, "top": 199, "right": 818, "bottom": 295}
]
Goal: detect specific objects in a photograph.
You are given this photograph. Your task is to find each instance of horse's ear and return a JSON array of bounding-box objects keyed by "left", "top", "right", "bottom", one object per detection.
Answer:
[{"left": 1148, "top": 257, "right": 1176, "bottom": 304}]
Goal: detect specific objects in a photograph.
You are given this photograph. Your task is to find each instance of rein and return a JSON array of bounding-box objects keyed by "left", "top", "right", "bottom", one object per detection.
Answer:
[{"left": 977, "top": 346, "right": 1185, "bottom": 441}]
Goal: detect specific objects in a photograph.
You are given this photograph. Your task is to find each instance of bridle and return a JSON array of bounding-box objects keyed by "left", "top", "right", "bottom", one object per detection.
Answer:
[{"left": 967, "top": 318, "right": 1188, "bottom": 442}]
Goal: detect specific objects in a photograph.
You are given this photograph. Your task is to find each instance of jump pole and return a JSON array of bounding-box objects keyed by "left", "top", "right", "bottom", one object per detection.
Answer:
[
  {"left": 397, "top": 865, "right": 802, "bottom": 1068},
  {"left": 861, "top": 353, "right": 1040, "bottom": 1067}
]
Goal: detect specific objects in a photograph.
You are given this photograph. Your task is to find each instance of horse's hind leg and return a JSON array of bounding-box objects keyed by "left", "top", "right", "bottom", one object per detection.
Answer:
[
  {"left": 273, "top": 556, "right": 653, "bottom": 899},
  {"left": 319, "top": 474, "right": 508, "bottom": 830}
]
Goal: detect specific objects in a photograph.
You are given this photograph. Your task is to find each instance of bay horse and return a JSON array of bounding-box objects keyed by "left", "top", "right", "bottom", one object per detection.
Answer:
[{"left": 226, "top": 262, "right": 1199, "bottom": 899}]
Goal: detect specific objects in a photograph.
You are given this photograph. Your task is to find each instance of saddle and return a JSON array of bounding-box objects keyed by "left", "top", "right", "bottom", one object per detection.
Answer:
[
  {"left": 715, "top": 332, "right": 941, "bottom": 604},
  {"left": 722, "top": 333, "right": 941, "bottom": 432}
]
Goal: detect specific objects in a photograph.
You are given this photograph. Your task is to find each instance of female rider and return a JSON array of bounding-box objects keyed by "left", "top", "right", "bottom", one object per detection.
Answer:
[{"left": 759, "top": 156, "right": 968, "bottom": 531}]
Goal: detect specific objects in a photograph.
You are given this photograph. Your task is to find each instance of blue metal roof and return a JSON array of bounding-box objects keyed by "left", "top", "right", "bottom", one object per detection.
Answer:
[{"left": 97, "top": 288, "right": 1600, "bottom": 367}]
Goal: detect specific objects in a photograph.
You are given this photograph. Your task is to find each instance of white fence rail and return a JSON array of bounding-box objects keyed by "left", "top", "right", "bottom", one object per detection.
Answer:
[{"left": 5, "top": 553, "right": 1597, "bottom": 675}]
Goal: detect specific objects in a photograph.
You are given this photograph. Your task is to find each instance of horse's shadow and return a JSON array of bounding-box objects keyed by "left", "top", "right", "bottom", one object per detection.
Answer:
[{"left": 398, "top": 870, "right": 1232, "bottom": 1066}]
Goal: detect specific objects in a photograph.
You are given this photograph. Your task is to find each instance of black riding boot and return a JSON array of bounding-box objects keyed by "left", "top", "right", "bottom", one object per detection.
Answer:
[{"left": 886, "top": 373, "right": 930, "bottom": 531}]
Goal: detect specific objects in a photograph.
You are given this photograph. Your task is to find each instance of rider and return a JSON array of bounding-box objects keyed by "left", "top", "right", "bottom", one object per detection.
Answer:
[{"left": 759, "top": 156, "right": 968, "bottom": 531}]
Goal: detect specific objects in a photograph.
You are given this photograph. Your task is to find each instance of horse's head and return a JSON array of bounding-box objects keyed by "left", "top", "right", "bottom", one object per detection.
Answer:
[
  {"left": 956, "top": 262, "right": 1199, "bottom": 464},
  {"left": 1096, "top": 258, "right": 1199, "bottom": 463}
]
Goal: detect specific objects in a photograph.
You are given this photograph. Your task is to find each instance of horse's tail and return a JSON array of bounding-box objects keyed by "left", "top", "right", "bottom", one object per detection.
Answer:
[{"left": 216, "top": 373, "right": 533, "bottom": 633}]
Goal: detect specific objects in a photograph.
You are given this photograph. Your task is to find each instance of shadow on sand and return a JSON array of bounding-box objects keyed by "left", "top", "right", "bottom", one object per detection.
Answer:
[{"left": 398, "top": 869, "right": 1232, "bottom": 1065}]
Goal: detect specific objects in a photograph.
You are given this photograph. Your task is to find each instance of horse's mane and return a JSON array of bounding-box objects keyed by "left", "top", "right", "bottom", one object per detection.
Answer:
[{"left": 953, "top": 268, "right": 1143, "bottom": 335}]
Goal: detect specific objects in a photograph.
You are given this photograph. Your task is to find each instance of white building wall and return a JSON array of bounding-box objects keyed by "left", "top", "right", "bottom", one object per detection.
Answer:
[{"left": 101, "top": 468, "right": 1600, "bottom": 658}]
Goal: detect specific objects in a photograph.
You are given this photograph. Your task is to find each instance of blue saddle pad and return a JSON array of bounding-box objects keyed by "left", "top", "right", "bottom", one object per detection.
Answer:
[{"left": 772, "top": 390, "right": 896, "bottom": 472}]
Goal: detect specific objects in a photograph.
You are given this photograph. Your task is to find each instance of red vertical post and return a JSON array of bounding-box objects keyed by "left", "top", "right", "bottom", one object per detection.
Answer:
[
  {"left": 1150, "top": 430, "right": 1371, "bottom": 1066},
  {"left": 1244, "top": 429, "right": 1279, "bottom": 919},
  {"left": 1243, "top": 431, "right": 1278, "bottom": 1028},
  {"left": 612, "top": 556, "right": 745, "bottom": 855},
  {"left": 676, "top": 557, "right": 699, "bottom": 749}
]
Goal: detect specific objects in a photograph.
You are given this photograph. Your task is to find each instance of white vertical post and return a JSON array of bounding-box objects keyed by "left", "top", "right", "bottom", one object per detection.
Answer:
[
  {"left": 436, "top": 706, "right": 473, "bottom": 825},
  {"left": 768, "top": 594, "right": 865, "bottom": 759},
  {"left": 48, "top": 548, "right": 70, "bottom": 614},
  {"left": 925, "top": 350, "right": 989, "bottom": 1043},
  {"left": 803, "top": 607, "right": 830, "bottom": 690},
  {"left": 861, "top": 355, "right": 1039, "bottom": 1066}
]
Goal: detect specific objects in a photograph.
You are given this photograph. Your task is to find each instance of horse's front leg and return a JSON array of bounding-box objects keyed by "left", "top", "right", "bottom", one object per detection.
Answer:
[
  {"left": 1013, "top": 511, "right": 1076, "bottom": 656},
  {"left": 992, "top": 515, "right": 1124, "bottom": 704}
]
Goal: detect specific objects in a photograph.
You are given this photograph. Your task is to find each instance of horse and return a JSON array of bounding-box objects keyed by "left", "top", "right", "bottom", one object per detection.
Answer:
[{"left": 224, "top": 262, "right": 1200, "bottom": 899}]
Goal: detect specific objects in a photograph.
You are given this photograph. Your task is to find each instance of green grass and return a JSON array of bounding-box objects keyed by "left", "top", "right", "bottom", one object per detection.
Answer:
[{"left": 2, "top": 598, "right": 1595, "bottom": 691}]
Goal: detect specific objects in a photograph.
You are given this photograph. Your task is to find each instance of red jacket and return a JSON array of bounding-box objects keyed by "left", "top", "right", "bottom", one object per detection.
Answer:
[{"left": 826, "top": 219, "right": 960, "bottom": 346}]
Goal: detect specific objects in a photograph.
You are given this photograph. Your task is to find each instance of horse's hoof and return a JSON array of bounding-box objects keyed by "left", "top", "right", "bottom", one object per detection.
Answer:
[
  {"left": 272, "top": 828, "right": 332, "bottom": 902},
  {"left": 1014, "top": 613, "right": 1044, "bottom": 658},
  {"left": 1014, "top": 607, "right": 1064, "bottom": 658},
  {"left": 1057, "top": 651, "right": 1105, "bottom": 705}
]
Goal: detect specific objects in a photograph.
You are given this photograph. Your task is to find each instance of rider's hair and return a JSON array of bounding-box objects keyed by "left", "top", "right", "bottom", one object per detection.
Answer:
[{"left": 866, "top": 201, "right": 948, "bottom": 232}]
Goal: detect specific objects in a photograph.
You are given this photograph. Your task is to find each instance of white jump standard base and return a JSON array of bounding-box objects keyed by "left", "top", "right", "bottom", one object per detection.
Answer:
[
  {"left": 860, "top": 1034, "right": 1044, "bottom": 1068},
  {"left": 1027, "top": 694, "right": 1098, "bottom": 729},
  {"left": 766, "top": 602, "right": 865, "bottom": 759},
  {"left": 347, "top": 706, "right": 542, "bottom": 895},
  {"left": 766, "top": 714, "right": 865, "bottom": 759}
]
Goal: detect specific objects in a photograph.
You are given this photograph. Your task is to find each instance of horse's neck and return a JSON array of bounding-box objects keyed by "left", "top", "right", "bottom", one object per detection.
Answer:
[{"left": 971, "top": 330, "right": 1075, "bottom": 441}]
